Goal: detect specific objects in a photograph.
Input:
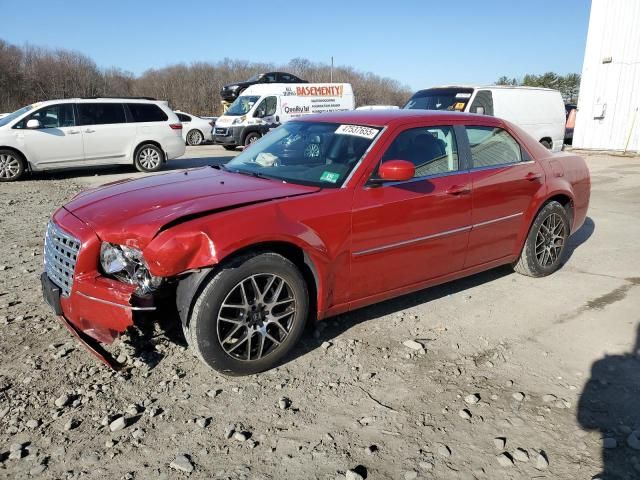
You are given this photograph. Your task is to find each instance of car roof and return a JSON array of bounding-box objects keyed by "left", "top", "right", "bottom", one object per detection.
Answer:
[
  {"left": 296, "top": 109, "right": 503, "bottom": 128},
  {"left": 28, "top": 98, "right": 165, "bottom": 107},
  {"left": 420, "top": 85, "right": 559, "bottom": 92}
]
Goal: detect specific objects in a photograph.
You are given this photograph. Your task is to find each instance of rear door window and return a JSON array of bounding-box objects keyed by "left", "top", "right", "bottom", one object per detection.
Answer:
[
  {"left": 78, "top": 103, "right": 126, "bottom": 126},
  {"left": 466, "top": 126, "right": 522, "bottom": 168},
  {"left": 15, "top": 103, "right": 76, "bottom": 129},
  {"left": 127, "top": 103, "right": 169, "bottom": 122}
]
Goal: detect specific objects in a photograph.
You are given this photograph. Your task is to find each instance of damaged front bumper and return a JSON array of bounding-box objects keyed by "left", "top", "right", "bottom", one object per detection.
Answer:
[{"left": 41, "top": 208, "right": 157, "bottom": 368}]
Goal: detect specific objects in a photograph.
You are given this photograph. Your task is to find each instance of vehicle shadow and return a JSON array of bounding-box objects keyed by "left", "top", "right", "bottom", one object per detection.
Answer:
[
  {"left": 562, "top": 216, "right": 595, "bottom": 264},
  {"left": 577, "top": 325, "right": 640, "bottom": 479},
  {"left": 25, "top": 154, "right": 234, "bottom": 182},
  {"left": 285, "top": 265, "right": 514, "bottom": 366}
]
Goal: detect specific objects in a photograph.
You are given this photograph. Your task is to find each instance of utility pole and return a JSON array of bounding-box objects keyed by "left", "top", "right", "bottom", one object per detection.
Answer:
[{"left": 330, "top": 56, "right": 333, "bottom": 83}]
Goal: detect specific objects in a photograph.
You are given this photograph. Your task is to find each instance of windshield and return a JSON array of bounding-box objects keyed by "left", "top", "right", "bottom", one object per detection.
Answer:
[
  {"left": 246, "top": 73, "right": 262, "bottom": 82},
  {"left": 404, "top": 88, "right": 475, "bottom": 111},
  {"left": 224, "top": 121, "right": 381, "bottom": 188},
  {"left": 226, "top": 95, "right": 260, "bottom": 116},
  {"left": 0, "top": 105, "right": 33, "bottom": 127}
]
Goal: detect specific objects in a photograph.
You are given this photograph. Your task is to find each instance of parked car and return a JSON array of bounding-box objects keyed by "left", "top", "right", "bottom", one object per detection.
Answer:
[
  {"left": 214, "top": 83, "right": 354, "bottom": 149},
  {"left": 42, "top": 110, "right": 590, "bottom": 375},
  {"left": 175, "top": 111, "right": 214, "bottom": 146},
  {"left": 0, "top": 97, "right": 185, "bottom": 181},
  {"left": 405, "top": 86, "right": 566, "bottom": 152},
  {"left": 220, "top": 72, "right": 307, "bottom": 102}
]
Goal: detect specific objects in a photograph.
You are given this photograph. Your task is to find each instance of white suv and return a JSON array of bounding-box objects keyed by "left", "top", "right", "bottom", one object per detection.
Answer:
[{"left": 0, "top": 97, "right": 186, "bottom": 181}]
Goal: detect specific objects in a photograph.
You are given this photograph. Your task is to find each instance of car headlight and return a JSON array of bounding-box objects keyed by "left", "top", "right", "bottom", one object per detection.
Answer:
[
  {"left": 232, "top": 116, "right": 245, "bottom": 125},
  {"left": 100, "top": 243, "right": 163, "bottom": 294}
]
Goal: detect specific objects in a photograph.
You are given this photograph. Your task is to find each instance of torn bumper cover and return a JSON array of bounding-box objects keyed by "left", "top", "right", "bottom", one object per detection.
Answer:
[{"left": 41, "top": 207, "right": 155, "bottom": 368}]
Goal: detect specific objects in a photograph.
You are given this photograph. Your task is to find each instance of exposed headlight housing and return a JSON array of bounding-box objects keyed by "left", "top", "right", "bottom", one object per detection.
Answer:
[
  {"left": 99, "top": 243, "right": 163, "bottom": 295},
  {"left": 231, "top": 116, "right": 245, "bottom": 125}
]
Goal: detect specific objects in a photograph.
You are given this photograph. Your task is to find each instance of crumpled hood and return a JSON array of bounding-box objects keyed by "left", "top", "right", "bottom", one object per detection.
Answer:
[{"left": 64, "top": 167, "right": 320, "bottom": 247}]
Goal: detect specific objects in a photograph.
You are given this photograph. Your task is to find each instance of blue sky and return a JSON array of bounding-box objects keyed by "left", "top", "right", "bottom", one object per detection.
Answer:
[{"left": 0, "top": 0, "right": 591, "bottom": 90}]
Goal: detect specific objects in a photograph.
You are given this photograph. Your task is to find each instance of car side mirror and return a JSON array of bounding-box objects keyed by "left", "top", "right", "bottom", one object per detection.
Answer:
[
  {"left": 26, "top": 119, "right": 41, "bottom": 129},
  {"left": 370, "top": 160, "right": 415, "bottom": 185}
]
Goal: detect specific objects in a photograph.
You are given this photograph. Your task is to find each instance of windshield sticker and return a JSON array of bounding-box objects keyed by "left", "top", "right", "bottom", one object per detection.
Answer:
[
  {"left": 320, "top": 171, "right": 340, "bottom": 183},
  {"left": 455, "top": 93, "right": 472, "bottom": 99},
  {"left": 454, "top": 102, "right": 466, "bottom": 111},
  {"left": 335, "top": 125, "right": 379, "bottom": 139}
]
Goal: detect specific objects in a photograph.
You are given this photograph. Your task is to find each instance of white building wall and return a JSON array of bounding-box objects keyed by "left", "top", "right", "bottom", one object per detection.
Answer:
[{"left": 573, "top": 0, "right": 640, "bottom": 152}]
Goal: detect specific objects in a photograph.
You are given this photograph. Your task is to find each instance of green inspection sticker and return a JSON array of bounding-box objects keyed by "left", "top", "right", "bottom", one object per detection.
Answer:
[{"left": 320, "top": 171, "right": 340, "bottom": 183}]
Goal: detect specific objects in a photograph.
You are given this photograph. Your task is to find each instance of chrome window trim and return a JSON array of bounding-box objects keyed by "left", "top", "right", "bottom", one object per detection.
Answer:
[
  {"left": 352, "top": 212, "right": 524, "bottom": 257},
  {"left": 470, "top": 160, "right": 534, "bottom": 172},
  {"left": 374, "top": 168, "right": 470, "bottom": 188},
  {"left": 76, "top": 291, "right": 156, "bottom": 311}
]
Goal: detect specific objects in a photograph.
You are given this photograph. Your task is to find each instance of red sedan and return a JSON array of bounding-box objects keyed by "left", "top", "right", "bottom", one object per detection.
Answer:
[{"left": 42, "top": 110, "right": 590, "bottom": 375}]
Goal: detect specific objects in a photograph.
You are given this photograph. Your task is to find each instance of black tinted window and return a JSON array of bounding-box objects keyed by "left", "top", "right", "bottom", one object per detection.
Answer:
[
  {"left": 175, "top": 112, "right": 191, "bottom": 122},
  {"left": 466, "top": 127, "right": 522, "bottom": 168},
  {"left": 78, "top": 103, "right": 126, "bottom": 125},
  {"left": 127, "top": 103, "right": 168, "bottom": 122},
  {"left": 15, "top": 103, "right": 75, "bottom": 129}
]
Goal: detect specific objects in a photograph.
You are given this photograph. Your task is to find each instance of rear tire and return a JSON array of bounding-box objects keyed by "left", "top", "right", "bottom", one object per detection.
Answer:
[
  {"left": 185, "top": 252, "right": 309, "bottom": 376},
  {"left": 134, "top": 144, "right": 164, "bottom": 172},
  {"left": 540, "top": 139, "right": 552, "bottom": 150},
  {"left": 186, "top": 129, "right": 204, "bottom": 146},
  {"left": 514, "top": 201, "right": 569, "bottom": 277},
  {"left": 0, "top": 149, "right": 26, "bottom": 182},
  {"left": 243, "top": 132, "right": 261, "bottom": 147}
]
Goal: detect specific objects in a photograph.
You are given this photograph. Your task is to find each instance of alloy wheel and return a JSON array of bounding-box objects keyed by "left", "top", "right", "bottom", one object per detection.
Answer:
[
  {"left": 0, "top": 153, "right": 21, "bottom": 179},
  {"left": 217, "top": 273, "right": 296, "bottom": 361},
  {"left": 188, "top": 130, "right": 203, "bottom": 146},
  {"left": 535, "top": 213, "right": 566, "bottom": 267},
  {"left": 138, "top": 148, "right": 161, "bottom": 170}
]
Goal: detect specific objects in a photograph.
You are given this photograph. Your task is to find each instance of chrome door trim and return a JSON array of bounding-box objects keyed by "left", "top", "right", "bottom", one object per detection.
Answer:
[
  {"left": 352, "top": 212, "right": 524, "bottom": 257},
  {"left": 353, "top": 225, "right": 472, "bottom": 257},
  {"left": 472, "top": 212, "right": 523, "bottom": 228}
]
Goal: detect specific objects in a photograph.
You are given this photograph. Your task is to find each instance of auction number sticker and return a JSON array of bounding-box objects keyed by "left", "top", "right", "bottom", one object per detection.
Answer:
[
  {"left": 320, "top": 171, "right": 340, "bottom": 183},
  {"left": 335, "top": 124, "right": 379, "bottom": 139}
]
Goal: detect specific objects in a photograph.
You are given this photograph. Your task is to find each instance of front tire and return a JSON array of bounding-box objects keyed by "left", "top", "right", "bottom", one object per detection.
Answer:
[
  {"left": 514, "top": 201, "right": 569, "bottom": 277},
  {"left": 134, "top": 144, "right": 164, "bottom": 172},
  {"left": 243, "top": 132, "right": 261, "bottom": 147},
  {"left": 0, "top": 149, "right": 26, "bottom": 182},
  {"left": 540, "top": 139, "right": 552, "bottom": 150},
  {"left": 186, "top": 252, "right": 309, "bottom": 375},
  {"left": 186, "top": 129, "right": 204, "bottom": 146}
]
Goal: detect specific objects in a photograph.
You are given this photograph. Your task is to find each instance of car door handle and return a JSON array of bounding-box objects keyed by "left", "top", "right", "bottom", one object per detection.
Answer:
[
  {"left": 84, "top": 128, "right": 96, "bottom": 133},
  {"left": 525, "top": 172, "right": 543, "bottom": 181},
  {"left": 446, "top": 184, "right": 471, "bottom": 195},
  {"left": 68, "top": 130, "right": 80, "bottom": 135}
]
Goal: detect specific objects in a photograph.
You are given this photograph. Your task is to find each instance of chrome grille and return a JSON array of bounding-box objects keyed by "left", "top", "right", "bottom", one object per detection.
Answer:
[{"left": 44, "top": 221, "right": 81, "bottom": 297}]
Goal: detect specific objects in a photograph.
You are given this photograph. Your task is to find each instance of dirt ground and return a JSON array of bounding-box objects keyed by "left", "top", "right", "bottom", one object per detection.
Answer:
[{"left": 1, "top": 147, "right": 639, "bottom": 480}]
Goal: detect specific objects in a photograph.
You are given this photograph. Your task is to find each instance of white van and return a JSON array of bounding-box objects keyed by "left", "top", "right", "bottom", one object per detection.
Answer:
[
  {"left": 214, "top": 83, "right": 354, "bottom": 150},
  {"left": 404, "top": 86, "right": 566, "bottom": 152},
  {"left": 0, "top": 97, "right": 186, "bottom": 181}
]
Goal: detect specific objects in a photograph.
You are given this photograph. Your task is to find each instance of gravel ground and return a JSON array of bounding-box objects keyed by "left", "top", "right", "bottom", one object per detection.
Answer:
[{"left": 1, "top": 147, "right": 639, "bottom": 479}]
